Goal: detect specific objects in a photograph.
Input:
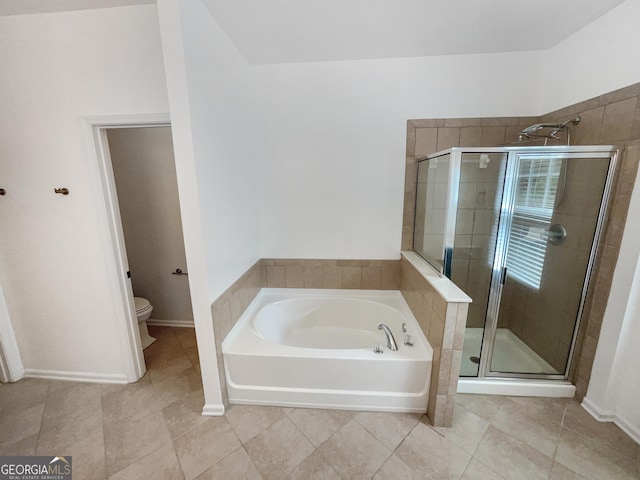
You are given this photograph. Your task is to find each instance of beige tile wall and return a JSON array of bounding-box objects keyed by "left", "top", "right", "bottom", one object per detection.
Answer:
[
  {"left": 403, "top": 82, "right": 640, "bottom": 400},
  {"left": 262, "top": 259, "right": 401, "bottom": 290},
  {"left": 400, "top": 257, "right": 468, "bottom": 427}
]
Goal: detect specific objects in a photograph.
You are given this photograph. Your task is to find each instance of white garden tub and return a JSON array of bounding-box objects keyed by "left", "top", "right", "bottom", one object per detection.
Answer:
[{"left": 222, "top": 289, "right": 432, "bottom": 413}]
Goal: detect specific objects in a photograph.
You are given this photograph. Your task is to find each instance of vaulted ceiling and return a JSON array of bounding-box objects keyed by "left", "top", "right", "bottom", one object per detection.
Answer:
[{"left": 1, "top": 0, "right": 625, "bottom": 65}]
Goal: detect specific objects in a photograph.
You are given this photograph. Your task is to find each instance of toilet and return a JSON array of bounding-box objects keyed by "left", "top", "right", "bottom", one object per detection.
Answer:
[{"left": 134, "top": 297, "right": 156, "bottom": 349}]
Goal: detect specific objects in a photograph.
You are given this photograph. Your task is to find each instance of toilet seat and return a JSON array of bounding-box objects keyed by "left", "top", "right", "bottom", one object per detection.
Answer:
[{"left": 134, "top": 297, "right": 152, "bottom": 314}]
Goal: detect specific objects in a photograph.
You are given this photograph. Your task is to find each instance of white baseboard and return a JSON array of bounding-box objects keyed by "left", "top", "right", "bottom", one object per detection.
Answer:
[
  {"left": 147, "top": 319, "right": 195, "bottom": 328},
  {"left": 202, "top": 403, "right": 225, "bottom": 416},
  {"left": 23, "top": 368, "right": 128, "bottom": 384},
  {"left": 581, "top": 397, "right": 640, "bottom": 445}
]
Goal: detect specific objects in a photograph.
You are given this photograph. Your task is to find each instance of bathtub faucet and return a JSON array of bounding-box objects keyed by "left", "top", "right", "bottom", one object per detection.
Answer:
[{"left": 378, "top": 324, "right": 398, "bottom": 351}]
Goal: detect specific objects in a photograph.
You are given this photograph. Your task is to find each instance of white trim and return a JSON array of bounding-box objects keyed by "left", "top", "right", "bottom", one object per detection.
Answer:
[
  {"left": 147, "top": 319, "right": 195, "bottom": 328},
  {"left": 582, "top": 397, "right": 640, "bottom": 445},
  {"left": 82, "top": 113, "right": 172, "bottom": 383},
  {"left": 202, "top": 404, "right": 225, "bottom": 416},
  {"left": 457, "top": 378, "right": 576, "bottom": 397},
  {"left": 0, "top": 286, "right": 24, "bottom": 383},
  {"left": 23, "top": 369, "right": 128, "bottom": 384}
]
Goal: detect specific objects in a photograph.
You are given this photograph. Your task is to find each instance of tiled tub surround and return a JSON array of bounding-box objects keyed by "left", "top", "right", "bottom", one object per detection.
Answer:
[
  {"left": 403, "top": 82, "right": 640, "bottom": 400},
  {"left": 211, "top": 257, "right": 467, "bottom": 426},
  {"left": 211, "top": 259, "right": 401, "bottom": 405},
  {"left": 400, "top": 252, "right": 471, "bottom": 427},
  {"left": 223, "top": 289, "right": 433, "bottom": 412}
]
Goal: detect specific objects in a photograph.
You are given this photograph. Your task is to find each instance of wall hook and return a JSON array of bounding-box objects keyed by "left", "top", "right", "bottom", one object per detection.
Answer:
[
  {"left": 54, "top": 188, "right": 69, "bottom": 195},
  {"left": 172, "top": 268, "right": 188, "bottom": 276},
  {"left": 0, "top": 188, "right": 5, "bottom": 196}
]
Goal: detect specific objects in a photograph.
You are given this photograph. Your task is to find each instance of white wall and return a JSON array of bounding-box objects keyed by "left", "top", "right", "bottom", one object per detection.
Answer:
[
  {"left": 257, "top": 52, "right": 545, "bottom": 259},
  {"left": 157, "top": 0, "right": 262, "bottom": 412},
  {"left": 0, "top": 5, "right": 169, "bottom": 378},
  {"left": 542, "top": 0, "right": 640, "bottom": 113},
  {"left": 584, "top": 150, "right": 640, "bottom": 442},
  {"left": 179, "top": 0, "right": 262, "bottom": 299}
]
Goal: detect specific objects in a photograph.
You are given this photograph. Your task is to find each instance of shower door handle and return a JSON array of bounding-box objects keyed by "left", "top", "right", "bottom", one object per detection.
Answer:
[{"left": 500, "top": 267, "right": 508, "bottom": 285}]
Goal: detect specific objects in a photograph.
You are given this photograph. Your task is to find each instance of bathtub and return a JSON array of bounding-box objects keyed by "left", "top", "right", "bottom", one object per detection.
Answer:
[{"left": 222, "top": 289, "right": 432, "bottom": 413}]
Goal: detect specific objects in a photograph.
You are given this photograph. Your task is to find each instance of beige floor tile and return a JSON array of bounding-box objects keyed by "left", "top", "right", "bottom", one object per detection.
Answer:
[
  {"left": 147, "top": 353, "right": 194, "bottom": 384},
  {"left": 473, "top": 426, "right": 552, "bottom": 480},
  {"left": 455, "top": 394, "right": 505, "bottom": 422},
  {"left": 373, "top": 453, "right": 426, "bottom": 479},
  {"left": 195, "top": 447, "right": 261, "bottom": 480},
  {"left": 563, "top": 402, "right": 640, "bottom": 460},
  {"left": 491, "top": 398, "right": 561, "bottom": 457},
  {"left": 354, "top": 411, "right": 421, "bottom": 450},
  {"left": 108, "top": 443, "right": 184, "bottom": 480},
  {"left": 555, "top": 428, "right": 638, "bottom": 480},
  {"left": 0, "top": 402, "right": 44, "bottom": 446},
  {"left": 548, "top": 461, "right": 586, "bottom": 480},
  {"left": 150, "top": 367, "right": 203, "bottom": 406},
  {"left": 41, "top": 382, "right": 102, "bottom": 431},
  {"left": 173, "top": 327, "right": 197, "bottom": 349},
  {"left": 317, "top": 419, "right": 391, "bottom": 479},
  {"left": 433, "top": 404, "right": 490, "bottom": 455},
  {"left": 161, "top": 389, "right": 208, "bottom": 439},
  {"left": 225, "top": 404, "right": 286, "bottom": 444},
  {"left": 173, "top": 416, "right": 241, "bottom": 480},
  {"left": 102, "top": 375, "right": 161, "bottom": 424},
  {"left": 245, "top": 417, "right": 314, "bottom": 479},
  {"left": 37, "top": 407, "right": 102, "bottom": 454},
  {"left": 506, "top": 395, "right": 568, "bottom": 426},
  {"left": 461, "top": 458, "right": 504, "bottom": 480},
  {"left": 183, "top": 345, "right": 200, "bottom": 367},
  {"left": 65, "top": 436, "right": 107, "bottom": 480},
  {"left": 283, "top": 449, "right": 340, "bottom": 480},
  {"left": 394, "top": 421, "right": 470, "bottom": 479},
  {"left": 104, "top": 410, "right": 172, "bottom": 477},
  {"left": 288, "top": 408, "right": 354, "bottom": 447},
  {"left": 0, "top": 434, "right": 38, "bottom": 456},
  {"left": 0, "top": 378, "right": 49, "bottom": 416}
]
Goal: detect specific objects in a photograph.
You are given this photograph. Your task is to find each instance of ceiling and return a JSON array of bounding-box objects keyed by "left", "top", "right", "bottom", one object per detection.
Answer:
[
  {"left": 0, "top": 0, "right": 153, "bottom": 16},
  {"left": 201, "top": 0, "right": 625, "bottom": 64},
  {"left": 1, "top": 0, "right": 625, "bottom": 65}
]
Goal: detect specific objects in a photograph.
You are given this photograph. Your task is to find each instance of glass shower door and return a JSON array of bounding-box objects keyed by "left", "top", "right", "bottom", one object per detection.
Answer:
[{"left": 486, "top": 152, "right": 614, "bottom": 377}]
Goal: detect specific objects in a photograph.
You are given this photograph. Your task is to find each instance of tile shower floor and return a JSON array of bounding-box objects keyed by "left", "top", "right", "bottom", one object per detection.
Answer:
[{"left": 0, "top": 326, "right": 637, "bottom": 479}]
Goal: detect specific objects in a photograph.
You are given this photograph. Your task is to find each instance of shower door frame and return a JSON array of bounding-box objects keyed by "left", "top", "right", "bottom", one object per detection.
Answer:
[{"left": 416, "top": 145, "right": 619, "bottom": 382}]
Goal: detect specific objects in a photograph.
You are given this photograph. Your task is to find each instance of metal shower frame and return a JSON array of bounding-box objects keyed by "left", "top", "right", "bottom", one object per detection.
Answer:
[{"left": 415, "top": 145, "right": 619, "bottom": 381}]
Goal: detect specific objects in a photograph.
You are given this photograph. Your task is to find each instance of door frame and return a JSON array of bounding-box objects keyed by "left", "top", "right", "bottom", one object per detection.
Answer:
[{"left": 82, "top": 113, "right": 171, "bottom": 382}]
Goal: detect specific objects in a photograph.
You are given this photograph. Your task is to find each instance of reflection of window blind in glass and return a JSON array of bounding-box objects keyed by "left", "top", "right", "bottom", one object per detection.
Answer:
[{"left": 506, "top": 158, "right": 561, "bottom": 289}]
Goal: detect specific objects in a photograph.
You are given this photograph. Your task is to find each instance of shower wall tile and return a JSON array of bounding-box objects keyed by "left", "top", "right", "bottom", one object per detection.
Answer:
[
  {"left": 480, "top": 126, "right": 506, "bottom": 146},
  {"left": 437, "top": 128, "right": 460, "bottom": 151}
]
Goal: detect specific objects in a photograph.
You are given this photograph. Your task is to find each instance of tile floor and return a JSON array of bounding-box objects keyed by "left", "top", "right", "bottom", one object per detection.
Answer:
[{"left": 0, "top": 326, "right": 638, "bottom": 479}]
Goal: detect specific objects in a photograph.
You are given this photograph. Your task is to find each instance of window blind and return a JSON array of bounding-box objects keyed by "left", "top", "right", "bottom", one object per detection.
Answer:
[{"left": 505, "top": 158, "right": 561, "bottom": 289}]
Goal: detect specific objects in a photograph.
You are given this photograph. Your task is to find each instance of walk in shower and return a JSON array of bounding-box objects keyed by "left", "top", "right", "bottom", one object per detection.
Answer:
[{"left": 413, "top": 145, "right": 618, "bottom": 389}]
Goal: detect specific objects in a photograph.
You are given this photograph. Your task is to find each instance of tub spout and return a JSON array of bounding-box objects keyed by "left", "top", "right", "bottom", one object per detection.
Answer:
[{"left": 378, "top": 324, "right": 398, "bottom": 351}]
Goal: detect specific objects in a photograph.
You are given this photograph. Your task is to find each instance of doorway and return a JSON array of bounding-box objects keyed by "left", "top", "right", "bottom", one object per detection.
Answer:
[
  {"left": 106, "top": 127, "right": 193, "bottom": 331},
  {"left": 85, "top": 115, "right": 196, "bottom": 382}
]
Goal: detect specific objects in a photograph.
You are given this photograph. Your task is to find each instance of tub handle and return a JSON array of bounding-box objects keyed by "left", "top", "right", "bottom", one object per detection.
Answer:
[
  {"left": 402, "top": 322, "right": 407, "bottom": 333},
  {"left": 374, "top": 344, "right": 384, "bottom": 354}
]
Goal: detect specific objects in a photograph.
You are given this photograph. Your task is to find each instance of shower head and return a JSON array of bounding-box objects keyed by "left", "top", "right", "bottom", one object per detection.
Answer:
[{"left": 518, "top": 116, "right": 581, "bottom": 144}]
